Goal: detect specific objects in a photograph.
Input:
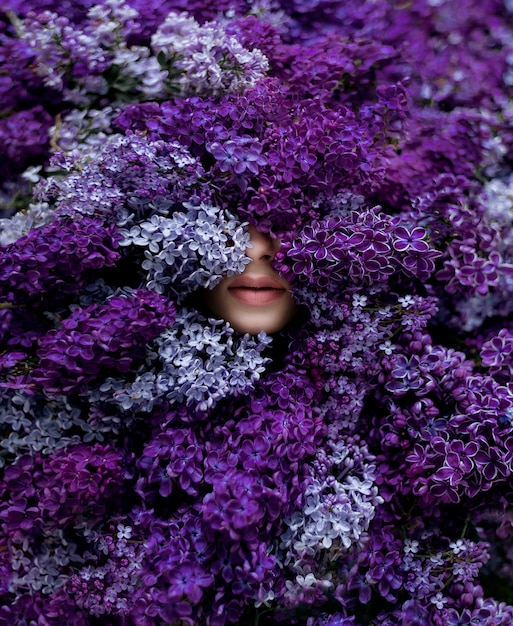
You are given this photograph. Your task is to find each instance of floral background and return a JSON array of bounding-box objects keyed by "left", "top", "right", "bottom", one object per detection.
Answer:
[{"left": 2, "top": 0, "right": 513, "bottom": 624}]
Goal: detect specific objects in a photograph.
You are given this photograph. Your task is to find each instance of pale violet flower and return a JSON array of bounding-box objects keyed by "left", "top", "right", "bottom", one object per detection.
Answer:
[
  {"left": 108, "top": 309, "right": 272, "bottom": 413},
  {"left": 379, "top": 340, "right": 395, "bottom": 355},
  {"left": 398, "top": 295, "right": 415, "bottom": 308},
  {"left": 0, "top": 202, "right": 53, "bottom": 246},
  {"left": 430, "top": 592, "right": 447, "bottom": 609},
  {"left": 280, "top": 436, "right": 383, "bottom": 592},
  {"left": 352, "top": 294, "right": 368, "bottom": 307},
  {"left": 116, "top": 524, "right": 132, "bottom": 540},
  {"left": 151, "top": 12, "right": 269, "bottom": 96},
  {"left": 404, "top": 539, "right": 420, "bottom": 554},
  {"left": 120, "top": 202, "right": 252, "bottom": 301}
]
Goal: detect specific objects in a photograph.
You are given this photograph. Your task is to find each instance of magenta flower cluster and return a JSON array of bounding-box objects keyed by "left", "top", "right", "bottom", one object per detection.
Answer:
[{"left": 2, "top": 0, "right": 513, "bottom": 625}]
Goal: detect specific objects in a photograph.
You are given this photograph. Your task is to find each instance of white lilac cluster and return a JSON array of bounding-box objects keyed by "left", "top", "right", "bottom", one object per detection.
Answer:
[
  {"left": 37, "top": 133, "right": 202, "bottom": 220},
  {"left": 0, "top": 392, "right": 122, "bottom": 467},
  {"left": 50, "top": 107, "right": 116, "bottom": 155},
  {"left": 151, "top": 12, "right": 270, "bottom": 96},
  {"left": 120, "top": 202, "right": 252, "bottom": 300},
  {"left": 106, "top": 309, "right": 272, "bottom": 413},
  {"left": 482, "top": 175, "right": 513, "bottom": 225},
  {"left": 0, "top": 200, "right": 51, "bottom": 246},
  {"left": 10, "top": 527, "right": 82, "bottom": 595},
  {"left": 280, "top": 437, "right": 382, "bottom": 597},
  {"left": 86, "top": 0, "right": 170, "bottom": 101},
  {"left": 16, "top": 0, "right": 162, "bottom": 104},
  {"left": 15, "top": 13, "right": 108, "bottom": 98},
  {"left": 18, "top": 0, "right": 269, "bottom": 106},
  {"left": 454, "top": 175, "right": 513, "bottom": 330},
  {"left": 71, "top": 529, "right": 146, "bottom": 617}
]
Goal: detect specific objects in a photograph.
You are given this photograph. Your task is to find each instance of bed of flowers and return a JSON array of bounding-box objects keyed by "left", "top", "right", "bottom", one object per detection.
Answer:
[{"left": 2, "top": 0, "right": 513, "bottom": 624}]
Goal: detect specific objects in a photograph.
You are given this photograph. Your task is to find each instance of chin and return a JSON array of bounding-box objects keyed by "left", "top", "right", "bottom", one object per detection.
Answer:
[
  {"left": 227, "top": 308, "right": 297, "bottom": 335},
  {"left": 230, "top": 321, "right": 282, "bottom": 334}
]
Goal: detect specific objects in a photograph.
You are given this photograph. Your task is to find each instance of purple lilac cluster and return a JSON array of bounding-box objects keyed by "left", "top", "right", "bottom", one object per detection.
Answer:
[
  {"left": 274, "top": 206, "right": 440, "bottom": 289},
  {"left": 2, "top": 0, "right": 513, "bottom": 624},
  {"left": 0, "top": 216, "right": 120, "bottom": 301},
  {"left": 32, "top": 290, "right": 176, "bottom": 394},
  {"left": 114, "top": 58, "right": 406, "bottom": 231},
  {"left": 104, "top": 308, "right": 273, "bottom": 414}
]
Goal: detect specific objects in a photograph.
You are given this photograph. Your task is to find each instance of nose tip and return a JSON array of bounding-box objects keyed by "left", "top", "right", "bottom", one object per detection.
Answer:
[{"left": 246, "top": 225, "right": 280, "bottom": 262}]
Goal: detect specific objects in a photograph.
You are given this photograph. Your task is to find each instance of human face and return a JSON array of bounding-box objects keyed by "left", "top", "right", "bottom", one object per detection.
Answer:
[{"left": 203, "top": 225, "right": 297, "bottom": 334}]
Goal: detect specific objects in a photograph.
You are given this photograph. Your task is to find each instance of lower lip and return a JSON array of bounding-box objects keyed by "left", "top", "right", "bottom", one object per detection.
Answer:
[{"left": 228, "top": 287, "right": 286, "bottom": 306}]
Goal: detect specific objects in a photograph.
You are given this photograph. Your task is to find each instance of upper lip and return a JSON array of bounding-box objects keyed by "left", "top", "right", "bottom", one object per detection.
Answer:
[{"left": 228, "top": 275, "right": 285, "bottom": 290}]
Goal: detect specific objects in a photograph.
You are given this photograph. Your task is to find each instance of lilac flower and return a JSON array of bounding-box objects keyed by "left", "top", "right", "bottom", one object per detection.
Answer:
[
  {"left": 0, "top": 215, "right": 121, "bottom": 303},
  {"left": 31, "top": 290, "right": 175, "bottom": 394},
  {"left": 392, "top": 226, "right": 430, "bottom": 253},
  {"left": 137, "top": 427, "right": 204, "bottom": 497},
  {"left": 165, "top": 562, "right": 214, "bottom": 603},
  {"left": 151, "top": 11, "right": 269, "bottom": 96},
  {"left": 480, "top": 329, "right": 513, "bottom": 380},
  {"left": 210, "top": 137, "right": 267, "bottom": 175},
  {"left": 111, "top": 308, "right": 272, "bottom": 412},
  {"left": 3, "top": 1, "right": 513, "bottom": 624},
  {"left": 119, "top": 202, "right": 252, "bottom": 299}
]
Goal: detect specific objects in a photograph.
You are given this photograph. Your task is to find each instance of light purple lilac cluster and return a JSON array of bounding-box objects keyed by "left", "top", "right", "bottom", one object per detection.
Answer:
[{"left": 2, "top": 0, "right": 513, "bottom": 624}]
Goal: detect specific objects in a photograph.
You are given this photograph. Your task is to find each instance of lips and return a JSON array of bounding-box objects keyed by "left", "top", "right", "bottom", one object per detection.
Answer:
[{"left": 228, "top": 275, "right": 287, "bottom": 306}]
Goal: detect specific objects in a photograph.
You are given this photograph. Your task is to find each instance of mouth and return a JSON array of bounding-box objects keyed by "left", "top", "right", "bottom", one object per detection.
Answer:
[{"left": 228, "top": 275, "right": 287, "bottom": 306}]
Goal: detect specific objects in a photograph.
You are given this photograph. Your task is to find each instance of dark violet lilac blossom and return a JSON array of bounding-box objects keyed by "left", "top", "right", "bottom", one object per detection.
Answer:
[{"left": 2, "top": 0, "right": 513, "bottom": 624}]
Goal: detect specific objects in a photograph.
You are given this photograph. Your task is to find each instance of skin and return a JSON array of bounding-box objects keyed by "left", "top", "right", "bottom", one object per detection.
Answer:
[{"left": 203, "top": 225, "right": 298, "bottom": 334}]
